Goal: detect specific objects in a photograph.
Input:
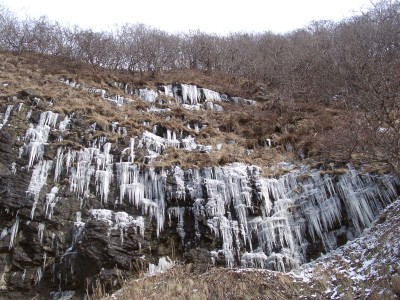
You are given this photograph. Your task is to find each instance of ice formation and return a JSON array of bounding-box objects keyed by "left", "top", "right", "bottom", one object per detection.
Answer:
[
  {"left": 114, "top": 162, "right": 166, "bottom": 236},
  {"left": 148, "top": 257, "right": 175, "bottom": 275},
  {"left": 38, "top": 223, "right": 45, "bottom": 244},
  {"left": 26, "top": 160, "right": 53, "bottom": 219},
  {"left": 9, "top": 215, "right": 20, "bottom": 250},
  {"left": 68, "top": 139, "right": 113, "bottom": 200},
  {"left": 59, "top": 77, "right": 134, "bottom": 107},
  {"left": 21, "top": 126, "right": 400, "bottom": 272},
  {"left": 1, "top": 227, "right": 7, "bottom": 240},
  {"left": 58, "top": 115, "right": 70, "bottom": 132},
  {"left": 135, "top": 88, "right": 158, "bottom": 102},
  {"left": 11, "top": 162, "right": 16, "bottom": 175},
  {"left": 12, "top": 105, "right": 399, "bottom": 273},
  {"left": 111, "top": 122, "right": 127, "bottom": 136},
  {"left": 167, "top": 206, "right": 186, "bottom": 243},
  {"left": 60, "top": 78, "right": 255, "bottom": 112},
  {"left": 164, "top": 163, "right": 398, "bottom": 270},
  {"left": 24, "top": 111, "right": 58, "bottom": 169},
  {"left": 0, "top": 104, "right": 13, "bottom": 130},
  {"left": 89, "top": 209, "right": 145, "bottom": 244},
  {"left": 45, "top": 187, "right": 59, "bottom": 219}
]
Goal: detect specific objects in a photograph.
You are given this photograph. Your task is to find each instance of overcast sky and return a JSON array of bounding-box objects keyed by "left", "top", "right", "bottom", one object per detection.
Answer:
[{"left": 1, "top": 0, "right": 372, "bottom": 34}]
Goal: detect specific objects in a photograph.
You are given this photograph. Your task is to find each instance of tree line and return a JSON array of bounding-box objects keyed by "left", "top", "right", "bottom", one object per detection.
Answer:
[{"left": 0, "top": 1, "right": 398, "bottom": 102}]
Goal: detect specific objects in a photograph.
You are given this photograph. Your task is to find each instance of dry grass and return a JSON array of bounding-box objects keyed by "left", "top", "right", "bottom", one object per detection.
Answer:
[
  {"left": 101, "top": 266, "right": 324, "bottom": 300},
  {"left": 0, "top": 50, "right": 384, "bottom": 175},
  {"left": 391, "top": 275, "right": 400, "bottom": 296}
]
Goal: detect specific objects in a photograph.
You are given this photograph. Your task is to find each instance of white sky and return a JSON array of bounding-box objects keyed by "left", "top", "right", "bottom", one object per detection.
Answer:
[{"left": 1, "top": 0, "right": 372, "bottom": 34}]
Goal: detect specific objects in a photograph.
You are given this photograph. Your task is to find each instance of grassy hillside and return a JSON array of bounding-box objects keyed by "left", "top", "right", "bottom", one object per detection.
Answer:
[{"left": 0, "top": 50, "right": 373, "bottom": 176}]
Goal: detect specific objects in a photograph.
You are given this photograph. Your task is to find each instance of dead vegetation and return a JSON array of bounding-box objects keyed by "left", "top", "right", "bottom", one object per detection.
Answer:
[
  {"left": 0, "top": 50, "right": 379, "bottom": 175},
  {"left": 100, "top": 266, "right": 324, "bottom": 300}
]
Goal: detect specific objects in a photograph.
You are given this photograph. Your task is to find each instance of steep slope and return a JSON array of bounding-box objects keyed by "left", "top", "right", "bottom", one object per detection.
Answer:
[
  {"left": 0, "top": 52, "right": 399, "bottom": 299},
  {"left": 295, "top": 198, "right": 400, "bottom": 299}
]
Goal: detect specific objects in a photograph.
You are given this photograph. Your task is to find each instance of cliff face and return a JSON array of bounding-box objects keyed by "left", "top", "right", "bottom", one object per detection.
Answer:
[{"left": 0, "top": 62, "right": 399, "bottom": 299}]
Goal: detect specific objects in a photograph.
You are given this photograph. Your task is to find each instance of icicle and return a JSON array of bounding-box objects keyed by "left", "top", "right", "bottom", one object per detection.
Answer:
[
  {"left": 26, "top": 109, "right": 32, "bottom": 120},
  {"left": 95, "top": 169, "right": 113, "bottom": 204},
  {"left": 336, "top": 166, "right": 391, "bottom": 234},
  {"left": 21, "top": 146, "right": 394, "bottom": 274},
  {"left": 116, "top": 164, "right": 165, "bottom": 227},
  {"left": 39, "top": 111, "right": 58, "bottom": 128},
  {"left": 201, "top": 88, "right": 221, "bottom": 102},
  {"left": 9, "top": 215, "right": 20, "bottom": 249},
  {"left": 35, "top": 267, "right": 43, "bottom": 285},
  {"left": 76, "top": 211, "right": 82, "bottom": 223},
  {"left": 87, "top": 122, "right": 96, "bottom": 132},
  {"left": 11, "top": 162, "right": 16, "bottom": 175},
  {"left": 136, "top": 88, "right": 158, "bottom": 102},
  {"left": 26, "top": 160, "right": 53, "bottom": 219},
  {"left": 58, "top": 115, "right": 70, "bottom": 132},
  {"left": 130, "top": 138, "right": 135, "bottom": 163},
  {"left": 167, "top": 207, "right": 186, "bottom": 243},
  {"left": 72, "top": 221, "right": 85, "bottom": 246},
  {"left": 142, "top": 169, "right": 167, "bottom": 236},
  {"left": 142, "top": 131, "right": 166, "bottom": 154},
  {"left": 43, "top": 251, "right": 47, "bottom": 270},
  {"left": 90, "top": 209, "right": 113, "bottom": 223},
  {"left": 45, "top": 187, "right": 59, "bottom": 219},
  {"left": 181, "top": 84, "right": 199, "bottom": 105},
  {"left": 111, "top": 122, "right": 118, "bottom": 133},
  {"left": 38, "top": 223, "right": 45, "bottom": 244},
  {"left": 69, "top": 149, "right": 95, "bottom": 198},
  {"left": 171, "top": 166, "right": 186, "bottom": 200},
  {"left": 24, "top": 121, "right": 51, "bottom": 170},
  {"left": 207, "top": 215, "right": 238, "bottom": 267},
  {"left": 115, "top": 162, "right": 131, "bottom": 204},
  {"left": 0, "top": 104, "right": 13, "bottom": 130},
  {"left": 65, "top": 148, "right": 73, "bottom": 172},
  {"left": 161, "top": 85, "right": 174, "bottom": 98},
  {"left": 24, "top": 111, "right": 59, "bottom": 170},
  {"left": 181, "top": 136, "right": 197, "bottom": 150},
  {"left": 95, "top": 142, "right": 113, "bottom": 170},
  {"left": 54, "top": 148, "right": 64, "bottom": 182},
  {"left": 114, "top": 212, "right": 145, "bottom": 244}
]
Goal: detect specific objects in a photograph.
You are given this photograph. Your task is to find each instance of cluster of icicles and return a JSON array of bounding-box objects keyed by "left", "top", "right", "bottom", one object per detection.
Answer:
[
  {"left": 60, "top": 77, "right": 256, "bottom": 111},
  {"left": 3, "top": 108, "right": 399, "bottom": 275}
]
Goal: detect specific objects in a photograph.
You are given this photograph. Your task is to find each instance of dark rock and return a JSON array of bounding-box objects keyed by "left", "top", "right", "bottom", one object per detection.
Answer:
[
  {"left": 18, "top": 89, "right": 38, "bottom": 98},
  {"left": 183, "top": 248, "right": 211, "bottom": 273}
]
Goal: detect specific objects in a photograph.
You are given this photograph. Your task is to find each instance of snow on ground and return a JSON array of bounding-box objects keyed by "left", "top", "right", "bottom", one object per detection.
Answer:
[{"left": 291, "top": 198, "right": 400, "bottom": 299}]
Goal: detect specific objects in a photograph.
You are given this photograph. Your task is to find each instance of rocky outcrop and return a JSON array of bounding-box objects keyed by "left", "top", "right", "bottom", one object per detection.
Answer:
[
  {"left": 60, "top": 78, "right": 256, "bottom": 111},
  {"left": 0, "top": 86, "right": 398, "bottom": 300}
]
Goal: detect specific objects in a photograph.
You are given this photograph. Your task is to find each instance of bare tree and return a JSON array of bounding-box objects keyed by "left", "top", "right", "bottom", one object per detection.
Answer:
[{"left": 327, "top": 0, "right": 400, "bottom": 174}]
